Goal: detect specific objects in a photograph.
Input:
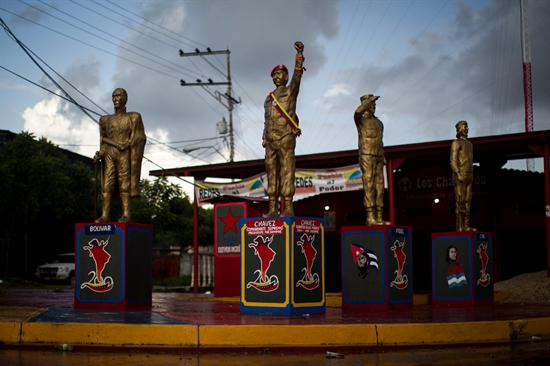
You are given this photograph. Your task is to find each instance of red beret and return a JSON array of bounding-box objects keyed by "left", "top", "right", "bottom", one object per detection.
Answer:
[{"left": 271, "top": 64, "right": 288, "bottom": 76}]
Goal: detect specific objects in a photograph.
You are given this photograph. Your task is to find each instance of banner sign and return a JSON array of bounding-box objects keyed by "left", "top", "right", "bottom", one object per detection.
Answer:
[{"left": 195, "top": 164, "right": 363, "bottom": 205}]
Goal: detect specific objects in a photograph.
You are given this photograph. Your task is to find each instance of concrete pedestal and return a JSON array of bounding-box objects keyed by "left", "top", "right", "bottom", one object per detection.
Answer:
[
  {"left": 341, "top": 225, "right": 413, "bottom": 310},
  {"left": 74, "top": 222, "right": 153, "bottom": 310},
  {"left": 432, "top": 231, "right": 493, "bottom": 305},
  {"left": 240, "top": 217, "right": 325, "bottom": 315}
]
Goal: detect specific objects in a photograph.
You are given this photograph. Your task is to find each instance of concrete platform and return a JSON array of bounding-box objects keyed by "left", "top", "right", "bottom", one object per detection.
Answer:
[{"left": 0, "top": 289, "right": 549, "bottom": 349}]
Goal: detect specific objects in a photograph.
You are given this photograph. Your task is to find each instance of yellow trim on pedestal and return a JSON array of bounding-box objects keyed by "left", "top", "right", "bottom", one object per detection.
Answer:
[{"left": 241, "top": 221, "right": 290, "bottom": 308}]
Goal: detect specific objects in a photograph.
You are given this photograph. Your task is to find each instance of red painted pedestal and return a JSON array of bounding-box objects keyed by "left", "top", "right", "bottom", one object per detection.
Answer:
[{"left": 214, "top": 202, "right": 265, "bottom": 297}]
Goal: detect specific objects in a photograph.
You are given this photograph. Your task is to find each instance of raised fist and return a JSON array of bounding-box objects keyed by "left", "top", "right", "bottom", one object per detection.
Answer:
[{"left": 294, "top": 41, "right": 304, "bottom": 53}]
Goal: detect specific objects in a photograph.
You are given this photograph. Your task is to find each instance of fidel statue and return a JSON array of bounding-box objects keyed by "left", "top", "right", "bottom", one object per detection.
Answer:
[
  {"left": 354, "top": 94, "right": 388, "bottom": 226},
  {"left": 262, "top": 41, "right": 304, "bottom": 217},
  {"left": 450, "top": 120, "right": 474, "bottom": 231},
  {"left": 94, "top": 88, "right": 146, "bottom": 223}
]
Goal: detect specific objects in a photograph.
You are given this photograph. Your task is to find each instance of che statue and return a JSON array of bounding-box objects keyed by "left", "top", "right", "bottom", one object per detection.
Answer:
[
  {"left": 450, "top": 120, "right": 474, "bottom": 231},
  {"left": 262, "top": 41, "right": 304, "bottom": 217},
  {"left": 354, "top": 94, "right": 387, "bottom": 225},
  {"left": 94, "top": 88, "right": 146, "bottom": 222}
]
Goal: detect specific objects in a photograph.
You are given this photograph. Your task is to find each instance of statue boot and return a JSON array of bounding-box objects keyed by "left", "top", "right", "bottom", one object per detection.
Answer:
[
  {"left": 95, "top": 193, "right": 111, "bottom": 222},
  {"left": 463, "top": 215, "right": 475, "bottom": 232},
  {"left": 366, "top": 209, "right": 376, "bottom": 226},
  {"left": 375, "top": 207, "right": 388, "bottom": 225},
  {"left": 263, "top": 198, "right": 279, "bottom": 217},
  {"left": 281, "top": 198, "right": 294, "bottom": 217},
  {"left": 118, "top": 192, "right": 131, "bottom": 222},
  {"left": 456, "top": 212, "right": 464, "bottom": 232}
]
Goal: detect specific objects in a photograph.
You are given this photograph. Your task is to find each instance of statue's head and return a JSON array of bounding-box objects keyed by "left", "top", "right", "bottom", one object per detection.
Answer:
[
  {"left": 455, "top": 120, "right": 468, "bottom": 138},
  {"left": 360, "top": 94, "right": 379, "bottom": 114},
  {"left": 271, "top": 64, "right": 288, "bottom": 87},
  {"left": 112, "top": 88, "right": 128, "bottom": 110}
]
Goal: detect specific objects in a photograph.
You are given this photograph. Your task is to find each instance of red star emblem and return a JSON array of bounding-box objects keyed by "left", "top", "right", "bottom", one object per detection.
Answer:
[{"left": 220, "top": 209, "right": 241, "bottom": 234}]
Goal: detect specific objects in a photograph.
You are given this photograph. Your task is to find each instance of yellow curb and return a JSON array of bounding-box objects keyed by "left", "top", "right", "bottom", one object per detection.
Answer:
[
  {"left": 0, "top": 322, "right": 21, "bottom": 344},
  {"left": 199, "top": 324, "right": 377, "bottom": 347},
  {"left": 21, "top": 323, "right": 197, "bottom": 347},
  {"left": 520, "top": 317, "right": 550, "bottom": 337},
  {"left": 377, "top": 321, "right": 511, "bottom": 346}
]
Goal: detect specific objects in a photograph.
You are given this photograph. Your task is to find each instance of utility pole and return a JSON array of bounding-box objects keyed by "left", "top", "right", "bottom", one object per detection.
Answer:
[
  {"left": 520, "top": 0, "right": 535, "bottom": 170},
  {"left": 179, "top": 48, "right": 240, "bottom": 162}
]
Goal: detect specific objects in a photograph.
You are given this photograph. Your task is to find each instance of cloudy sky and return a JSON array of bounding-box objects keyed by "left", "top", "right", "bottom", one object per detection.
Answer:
[{"left": 1, "top": 0, "right": 549, "bottom": 193}]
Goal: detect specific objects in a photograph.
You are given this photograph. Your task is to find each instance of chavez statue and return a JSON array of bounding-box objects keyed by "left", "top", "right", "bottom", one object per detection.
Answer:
[
  {"left": 262, "top": 41, "right": 304, "bottom": 217},
  {"left": 94, "top": 88, "right": 146, "bottom": 222},
  {"left": 354, "top": 94, "right": 388, "bottom": 225}
]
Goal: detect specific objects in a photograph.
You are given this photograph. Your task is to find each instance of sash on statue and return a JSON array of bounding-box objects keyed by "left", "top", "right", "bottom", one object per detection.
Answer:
[{"left": 269, "top": 93, "right": 301, "bottom": 135}]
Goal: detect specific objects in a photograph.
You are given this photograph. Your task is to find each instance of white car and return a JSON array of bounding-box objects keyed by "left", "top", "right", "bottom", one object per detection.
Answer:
[{"left": 35, "top": 253, "right": 75, "bottom": 285}]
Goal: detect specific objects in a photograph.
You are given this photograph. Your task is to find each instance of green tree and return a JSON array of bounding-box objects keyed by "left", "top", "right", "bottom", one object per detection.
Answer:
[
  {"left": 0, "top": 132, "right": 94, "bottom": 278},
  {"left": 132, "top": 177, "right": 213, "bottom": 249}
]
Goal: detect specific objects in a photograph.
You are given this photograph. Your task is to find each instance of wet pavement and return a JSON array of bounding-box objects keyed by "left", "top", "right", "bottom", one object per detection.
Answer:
[
  {"left": 1, "top": 341, "right": 550, "bottom": 366},
  {"left": 2, "top": 288, "right": 550, "bottom": 349},
  {"left": 3, "top": 288, "right": 550, "bottom": 326}
]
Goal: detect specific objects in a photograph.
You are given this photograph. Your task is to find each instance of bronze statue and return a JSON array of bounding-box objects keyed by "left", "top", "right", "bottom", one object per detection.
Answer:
[
  {"left": 354, "top": 94, "right": 387, "bottom": 225},
  {"left": 262, "top": 41, "right": 304, "bottom": 217},
  {"left": 450, "top": 120, "right": 474, "bottom": 231},
  {"left": 94, "top": 88, "right": 146, "bottom": 222}
]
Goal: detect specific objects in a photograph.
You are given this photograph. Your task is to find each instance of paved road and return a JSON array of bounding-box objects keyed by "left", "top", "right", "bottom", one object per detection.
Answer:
[{"left": 1, "top": 341, "right": 550, "bottom": 366}]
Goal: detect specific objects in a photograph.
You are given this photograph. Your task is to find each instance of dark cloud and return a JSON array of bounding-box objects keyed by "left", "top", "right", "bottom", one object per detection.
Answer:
[
  {"left": 12, "top": 2, "right": 47, "bottom": 25},
  {"left": 111, "top": 0, "right": 338, "bottom": 156},
  {"left": 325, "top": 0, "right": 550, "bottom": 146}
]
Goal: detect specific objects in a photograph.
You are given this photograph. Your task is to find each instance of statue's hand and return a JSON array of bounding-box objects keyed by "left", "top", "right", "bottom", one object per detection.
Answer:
[
  {"left": 93, "top": 151, "right": 103, "bottom": 163},
  {"left": 294, "top": 128, "right": 302, "bottom": 137},
  {"left": 294, "top": 41, "right": 304, "bottom": 53}
]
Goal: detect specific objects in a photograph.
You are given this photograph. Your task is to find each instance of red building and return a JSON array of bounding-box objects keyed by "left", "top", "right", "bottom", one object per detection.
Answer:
[{"left": 151, "top": 130, "right": 550, "bottom": 292}]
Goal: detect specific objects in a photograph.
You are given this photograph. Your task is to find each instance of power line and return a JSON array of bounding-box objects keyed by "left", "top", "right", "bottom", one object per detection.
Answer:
[
  {"left": 71, "top": 0, "right": 213, "bottom": 89},
  {"left": 1, "top": 17, "right": 218, "bottom": 168},
  {"left": 68, "top": 0, "right": 183, "bottom": 51},
  {"left": 0, "top": 7, "right": 177, "bottom": 80},
  {"left": 0, "top": 64, "right": 102, "bottom": 117},
  {"left": 92, "top": 0, "right": 206, "bottom": 47},
  {"left": 17, "top": 0, "right": 198, "bottom": 79},
  {"left": 101, "top": 0, "right": 209, "bottom": 48},
  {"left": 0, "top": 7, "right": 224, "bottom": 117},
  {"left": 32, "top": 0, "right": 200, "bottom": 78},
  {"left": 179, "top": 48, "right": 240, "bottom": 162},
  {"left": 1, "top": 16, "right": 101, "bottom": 125}
]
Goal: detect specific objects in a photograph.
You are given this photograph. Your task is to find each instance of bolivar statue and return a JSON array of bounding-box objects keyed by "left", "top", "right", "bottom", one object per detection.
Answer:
[
  {"left": 262, "top": 41, "right": 304, "bottom": 217},
  {"left": 354, "top": 94, "right": 388, "bottom": 225},
  {"left": 94, "top": 88, "right": 146, "bottom": 223}
]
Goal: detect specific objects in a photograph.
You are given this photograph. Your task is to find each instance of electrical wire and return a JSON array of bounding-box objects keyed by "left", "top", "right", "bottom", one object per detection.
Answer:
[
  {"left": 103, "top": 0, "right": 209, "bottom": 48},
  {"left": 0, "top": 64, "right": 102, "bottom": 117},
  {"left": 91, "top": 0, "right": 202, "bottom": 49},
  {"left": 17, "top": 0, "right": 198, "bottom": 78},
  {"left": 33, "top": 0, "right": 200, "bottom": 77}
]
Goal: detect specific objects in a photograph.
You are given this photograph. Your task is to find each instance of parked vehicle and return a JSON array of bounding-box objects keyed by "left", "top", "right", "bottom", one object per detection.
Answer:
[{"left": 35, "top": 253, "right": 75, "bottom": 285}]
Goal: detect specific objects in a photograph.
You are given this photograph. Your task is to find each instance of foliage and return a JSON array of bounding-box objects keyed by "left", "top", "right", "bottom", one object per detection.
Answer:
[
  {"left": 132, "top": 177, "right": 213, "bottom": 248},
  {"left": 0, "top": 132, "right": 95, "bottom": 278}
]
